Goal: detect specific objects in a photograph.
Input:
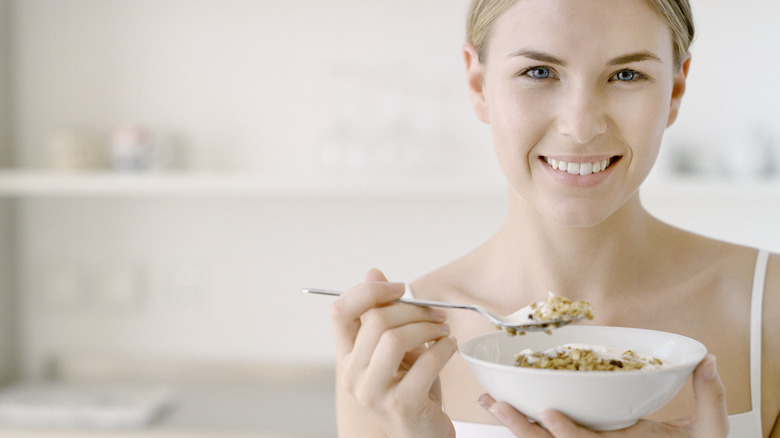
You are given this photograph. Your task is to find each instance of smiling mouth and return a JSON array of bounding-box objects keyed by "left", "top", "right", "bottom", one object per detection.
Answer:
[{"left": 542, "top": 156, "right": 621, "bottom": 176}]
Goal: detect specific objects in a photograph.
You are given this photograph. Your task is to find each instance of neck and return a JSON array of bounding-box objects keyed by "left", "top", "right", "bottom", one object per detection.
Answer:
[{"left": 487, "top": 190, "right": 665, "bottom": 303}]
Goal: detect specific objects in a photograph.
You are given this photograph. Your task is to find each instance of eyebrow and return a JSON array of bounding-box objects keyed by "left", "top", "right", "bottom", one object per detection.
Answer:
[
  {"left": 607, "top": 51, "right": 662, "bottom": 66},
  {"left": 506, "top": 49, "right": 566, "bottom": 66},
  {"left": 506, "top": 49, "right": 663, "bottom": 66}
]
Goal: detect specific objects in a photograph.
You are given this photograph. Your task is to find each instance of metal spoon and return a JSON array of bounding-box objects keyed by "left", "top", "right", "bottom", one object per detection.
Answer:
[{"left": 302, "top": 288, "right": 589, "bottom": 335}]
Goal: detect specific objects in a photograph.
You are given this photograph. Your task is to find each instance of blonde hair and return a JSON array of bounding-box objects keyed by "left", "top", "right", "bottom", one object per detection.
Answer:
[{"left": 466, "top": 0, "right": 694, "bottom": 67}]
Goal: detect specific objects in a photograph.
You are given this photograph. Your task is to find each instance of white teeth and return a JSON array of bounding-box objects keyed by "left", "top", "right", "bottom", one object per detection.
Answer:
[{"left": 544, "top": 157, "right": 613, "bottom": 175}]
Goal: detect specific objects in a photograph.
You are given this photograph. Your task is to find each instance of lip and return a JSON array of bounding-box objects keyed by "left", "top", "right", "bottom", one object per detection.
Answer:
[{"left": 538, "top": 155, "right": 622, "bottom": 188}]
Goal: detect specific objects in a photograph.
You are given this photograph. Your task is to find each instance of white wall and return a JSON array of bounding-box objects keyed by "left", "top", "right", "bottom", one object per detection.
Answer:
[
  {"left": 5, "top": 0, "right": 780, "bottom": 375},
  {"left": 658, "top": 0, "right": 780, "bottom": 176},
  {"left": 16, "top": 195, "right": 506, "bottom": 375},
  {"left": 10, "top": 0, "right": 490, "bottom": 174}
]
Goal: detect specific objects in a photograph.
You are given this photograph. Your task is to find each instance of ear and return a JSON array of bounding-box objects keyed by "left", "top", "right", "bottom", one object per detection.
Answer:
[
  {"left": 464, "top": 43, "right": 490, "bottom": 123},
  {"left": 666, "top": 51, "right": 691, "bottom": 127}
]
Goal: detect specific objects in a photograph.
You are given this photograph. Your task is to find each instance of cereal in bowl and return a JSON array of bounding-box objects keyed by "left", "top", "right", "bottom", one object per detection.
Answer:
[{"left": 514, "top": 343, "right": 664, "bottom": 371}]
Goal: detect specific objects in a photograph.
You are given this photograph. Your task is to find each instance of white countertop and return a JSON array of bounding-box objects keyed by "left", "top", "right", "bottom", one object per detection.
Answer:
[
  {"left": 0, "top": 383, "right": 336, "bottom": 438},
  {"left": 0, "top": 429, "right": 291, "bottom": 438},
  {"left": 0, "top": 359, "right": 337, "bottom": 438}
]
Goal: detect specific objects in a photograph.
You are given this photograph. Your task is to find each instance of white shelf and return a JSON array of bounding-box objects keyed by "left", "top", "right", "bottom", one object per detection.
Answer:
[
  {"left": 0, "top": 170, "right": 507, "bottom": 198},
  {"left": 2, "top": 170, "right": 778, "bottom": 199}
]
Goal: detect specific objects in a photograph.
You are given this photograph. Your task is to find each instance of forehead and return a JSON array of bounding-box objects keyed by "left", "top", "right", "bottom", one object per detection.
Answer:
[{"left": 488, "top": 0, "right": 674, "bottom": 65}]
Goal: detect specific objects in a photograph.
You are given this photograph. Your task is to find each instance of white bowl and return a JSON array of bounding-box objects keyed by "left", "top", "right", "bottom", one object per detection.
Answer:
[{"left": 458, "top": 326, "right": 707, "bottom": 431}]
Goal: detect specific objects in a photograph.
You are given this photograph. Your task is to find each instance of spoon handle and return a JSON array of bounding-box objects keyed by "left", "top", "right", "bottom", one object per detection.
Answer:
[{"left": 302, "top": 288, "right": 475, "bottom": 310}]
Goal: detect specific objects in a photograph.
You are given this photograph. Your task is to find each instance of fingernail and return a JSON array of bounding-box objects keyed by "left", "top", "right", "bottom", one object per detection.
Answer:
[
  {"left": 432, "top": 308, "right": 447, "bottom": 321},
  {"left": 478, "top": 395, "right": 511, "bottom": 425},
  {"left": 440, "top": 324, "right": 451, "bottom": 335},
  {"left": 489, "top": 404, "right": 511, "bottom": 425},
  {"left": 388, "top": 282, "right": 405, "bottom": 294},
  {"left": 477, "top": 394, "right": 493, "bottom": 410},
  {"left": 702, "top": 355, "right": 718, "bottom": 381},
  {"left": 539, "top": 411, "right": 559, "bottom": 429}
]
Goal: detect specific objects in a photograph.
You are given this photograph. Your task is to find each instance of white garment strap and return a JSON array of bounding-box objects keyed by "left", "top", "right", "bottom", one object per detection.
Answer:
[{"left": 749, "top": 249, "right": 768, "bottom": 432}]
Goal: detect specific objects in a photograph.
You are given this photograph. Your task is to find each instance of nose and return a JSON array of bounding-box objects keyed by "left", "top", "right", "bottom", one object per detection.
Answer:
[{"left": 556, "top": 85, "right": 608, "bottom": 144}]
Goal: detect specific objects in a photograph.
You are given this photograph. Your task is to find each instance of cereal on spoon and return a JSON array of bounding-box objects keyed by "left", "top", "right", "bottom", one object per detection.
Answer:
[{"left": 503, "top": 292, "right": 595, "bottom": 336}]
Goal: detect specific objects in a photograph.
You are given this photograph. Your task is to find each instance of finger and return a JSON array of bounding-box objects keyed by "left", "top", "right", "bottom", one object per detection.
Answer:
[
  {"left": 397, "top": 335, "right": 458, "bottom": 396},
  {"left": 539, "top": 410, "right": 597, "bottom": 437},
  {"left": 352, "top": 303, "right": 446, "bottom": 369},
  {"left": 329, "top": 272, "right": 405, "bottom": 353},
  {"left": 364, "top": 268, "right": 388, "bottom": 283},
  {"left": 479, "top": 395, "right": 552, "bottom": 437},
  {"left": 359, "top": 321, "right": 451, "bottom": 399},
  {"left": 690, "top": 354, "right": 729, "bottom": 437}
]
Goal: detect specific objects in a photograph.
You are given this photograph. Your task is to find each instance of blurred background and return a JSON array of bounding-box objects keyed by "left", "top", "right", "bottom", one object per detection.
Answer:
[{"left": 0, "top": 0, "right": 778, "bottom": 436}]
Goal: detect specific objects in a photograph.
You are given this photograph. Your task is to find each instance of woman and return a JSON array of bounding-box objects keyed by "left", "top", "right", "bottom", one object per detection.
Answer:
[{"left": 328, "top": 0, "right": 780, "bottom": 436}]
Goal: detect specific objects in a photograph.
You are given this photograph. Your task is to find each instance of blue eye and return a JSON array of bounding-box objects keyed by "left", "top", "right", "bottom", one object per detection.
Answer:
[
  {"left": 525, "top": 66, "right": 552, "bottom": 79},
  {"left": 612, "top": 69, "right": 647, "bottom": 82}
]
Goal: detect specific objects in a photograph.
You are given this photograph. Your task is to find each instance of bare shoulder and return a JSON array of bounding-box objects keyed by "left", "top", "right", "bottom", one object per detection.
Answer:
[
  {"left": 763, "top": 252, "right": 779, "bottom": 308},
  {"left": 764, "top": 251, "right": 780, "bottom": 304},
  {"left": 408, "top": 237, "right": 509, "bottom": 310},
  {"left": 753, "top": 249, "right": 779, "bottom": 350},
  {"left": 410, "top": 252, "right": 479, "bottom": 302},
  {"left": 760, "top": 250, "right": 779, "bottom": 358},
  {"left": 664, "top": 227, "right": 764, "bottom": 287},
  {"left": 762, "top": 251, "right": 780, "bottom": 436}
]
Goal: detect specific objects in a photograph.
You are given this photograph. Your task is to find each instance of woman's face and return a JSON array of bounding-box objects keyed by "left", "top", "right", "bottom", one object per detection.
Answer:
[{"left": 466, "top": 0, "right": 689, "bottom": 227}]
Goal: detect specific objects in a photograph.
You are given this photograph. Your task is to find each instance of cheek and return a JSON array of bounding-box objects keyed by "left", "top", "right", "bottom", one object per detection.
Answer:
[
  {"left": 487, "top": 86, "right": 552, "bottom": 156},
  {"left": 615, "top": 92, "right": 670, "bottom": 153}
]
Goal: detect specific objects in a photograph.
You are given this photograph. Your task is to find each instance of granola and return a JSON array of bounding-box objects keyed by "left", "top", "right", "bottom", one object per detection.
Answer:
[
  {"left": 502, "top": 293, "right": 595, "bottom": 336},
  {"left": 514, "top": 343, "right": 664, "bottom": 371},
  {"left": 531, "top": 292, "right": 595, "bottom": 323}
]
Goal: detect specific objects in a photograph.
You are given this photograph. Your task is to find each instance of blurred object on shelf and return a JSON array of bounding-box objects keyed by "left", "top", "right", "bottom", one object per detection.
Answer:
[
  {"left": 109, "top": 126, "right": 180, "bottom": 172},
  {"left": 46, "top": 130, "right": 106, "bottom": 170},
  {"left": 109, "top": 127, "right": 152, "bottom": 171},
  {"left": 667, "top": 143, "right": 700, "bottom": 176},
  {"left": 665, "top": 124, "right": 778, "bottom": 181},
  {"left": 315, "top": 63, "right": 452, "bottom": 176},
  {"left": 317, "top": 113, "right": 444, "bottom": 175},
  {"left": 665, "top": 140, "right": 723, "bottom": 177},
  {"left": 723, "top": 125, "right": 777, "bottom": 180}
]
